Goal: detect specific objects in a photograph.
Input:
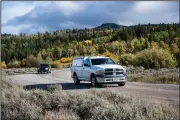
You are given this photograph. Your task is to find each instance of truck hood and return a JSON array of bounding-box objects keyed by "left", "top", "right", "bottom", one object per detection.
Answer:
[{"left": 93, "top": 64, "right": 125, "bottom": 70}]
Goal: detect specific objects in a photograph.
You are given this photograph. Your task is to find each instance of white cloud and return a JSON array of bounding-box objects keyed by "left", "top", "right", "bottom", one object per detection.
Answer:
[
  {"left": 55, "top": 1, "right": 85, "bottom": 16},
  {"left": 117, "top": 21, "right": 134, "bottom": 26},
  {"left": 133, "top": 1, "right": 177, "bottom": 14},
  {"left": 25, "top": 26, "right": 49, "bottom": 34},
  {"left": 2, "top": 23, "right": 50, "bottom": 34},
  {"left": 133, "top": 1, "right": 164, "bottom": 14},
  {"left": 123, "top": 1, "right": 179, "bottom": 24},
  {"left": 60, "top": 21, "right": 76, "bottom": 28},
  {"left": 2, "top": 24, "right": 32, "bottom": 34},
  {"left": 2, "top": 2, "right": 36, "bottom": 24},
  {"left": 60, "top": 21, "right": 94, "bottom": 29}
]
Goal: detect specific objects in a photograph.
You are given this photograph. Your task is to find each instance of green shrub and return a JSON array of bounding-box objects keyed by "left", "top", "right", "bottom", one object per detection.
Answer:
[
  {"left": 7, "top": 60, "right": 21, "bottom": 68},
  {"left": 26, "top": 54, "right": 45, "bottom": 67},
  {"left": 51, "top": 60, "right": 62, "bottom": 68},
  {"left": 136, "top": 48, "right": 177, "bottom": 69},
  {"left": 47, "top": 84, "right": 63, "bottom": 92},
  {"left": 45, "top": 56, "right": 53, "bottom": 64},
  {"left": 20, "top": 59, "right": 26, "bottom": 67},
  {"left": 26, "top": 55, "right": 38, "bottom": 67},
  {"left": 36, "top": 53, "right": 45, "bottom": 66},
  {"left": 119, "top": 53, "right": 136, "bottom": 66}
]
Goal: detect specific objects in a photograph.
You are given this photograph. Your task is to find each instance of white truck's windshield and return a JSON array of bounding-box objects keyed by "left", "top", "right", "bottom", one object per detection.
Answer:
[{"left": 91, "top": 58, "right": 115, "bottom": 65}]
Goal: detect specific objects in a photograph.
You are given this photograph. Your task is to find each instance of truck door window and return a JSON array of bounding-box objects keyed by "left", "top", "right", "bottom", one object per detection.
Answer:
[{"left": 84, "top": 58, "right": 90, "bottom": 67}]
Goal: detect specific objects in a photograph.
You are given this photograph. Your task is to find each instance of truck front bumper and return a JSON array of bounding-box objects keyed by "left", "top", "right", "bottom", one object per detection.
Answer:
[{"left": 96, "top": 75, "right": 127, "bottom": 84}]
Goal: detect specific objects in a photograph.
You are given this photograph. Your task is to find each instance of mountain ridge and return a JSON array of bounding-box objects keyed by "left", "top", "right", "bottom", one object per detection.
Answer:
[
  {"left": 94, "top": 23, "right": 127, "bottom": 29},
  {"left": 93, "top": 23, "right": 176, "bottom": 29}
]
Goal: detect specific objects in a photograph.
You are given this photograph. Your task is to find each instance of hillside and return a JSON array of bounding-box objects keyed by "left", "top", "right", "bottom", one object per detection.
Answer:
[
  {"left": 95, "top": 23, "right": 126, "bottom": 29},
  {"left": 1, "top": 23, "right": 180, "bottom": 69}
]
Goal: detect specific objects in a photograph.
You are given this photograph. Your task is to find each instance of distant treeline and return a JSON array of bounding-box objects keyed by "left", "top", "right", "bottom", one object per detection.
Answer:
[{"left": 1, "top": 23, "right": 180, "bottom": 69}]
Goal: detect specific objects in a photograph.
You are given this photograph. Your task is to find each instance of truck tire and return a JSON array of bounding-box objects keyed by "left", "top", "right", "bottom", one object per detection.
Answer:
[
  {"left": 118, "top": 82, "right": 125, "bottom": 86},
  {"left": 73, "top": 73, "right": 80, "bottom": 85},
  {"left": 91, "top": 74, "right": 98, "bottom": 87}
]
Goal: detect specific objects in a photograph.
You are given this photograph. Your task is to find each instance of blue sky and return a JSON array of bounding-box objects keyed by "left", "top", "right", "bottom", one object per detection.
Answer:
[{"left": 2, "top": 1, "right": 179, "bottom": 34}]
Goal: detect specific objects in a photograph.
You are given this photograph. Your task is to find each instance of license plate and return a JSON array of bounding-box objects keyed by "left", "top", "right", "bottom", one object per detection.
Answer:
[{"left": 113, "top": 78, "right": 119, "bottom": 81}]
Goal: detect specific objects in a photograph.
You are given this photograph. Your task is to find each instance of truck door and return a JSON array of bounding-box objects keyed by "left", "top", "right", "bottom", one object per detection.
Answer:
[{"left": 81, "top": 58, "right": 91, "bottom": 80}]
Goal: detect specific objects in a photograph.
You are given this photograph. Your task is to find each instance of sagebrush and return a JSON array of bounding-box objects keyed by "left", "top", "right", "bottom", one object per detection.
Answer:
[{"left": 2, "top": 75, "right": 179, "bottom": 120}]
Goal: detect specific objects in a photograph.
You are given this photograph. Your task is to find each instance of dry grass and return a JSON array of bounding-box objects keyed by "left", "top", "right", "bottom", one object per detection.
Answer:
[
  {"left": 124, "top": 66, "right": 179, "bottom": 84},
  {"left": 62, "top": 63, "right": 72, "bottom": 68},
  {"left": 2, "top": 68, "right": 37, "bottom": 75},
  {"left": 2, "top": 74, "right": 179, "bottom": 120}
]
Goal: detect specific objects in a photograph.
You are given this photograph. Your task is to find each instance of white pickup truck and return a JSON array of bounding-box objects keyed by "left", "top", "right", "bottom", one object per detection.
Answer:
[{"left": 70, "top": 56, "right": 127, "bottom": 87}]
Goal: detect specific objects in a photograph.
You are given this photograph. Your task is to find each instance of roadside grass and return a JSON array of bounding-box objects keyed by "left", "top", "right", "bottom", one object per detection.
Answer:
[
  {"left": 62, "top": 63, "right": 72, "bottom": 68},
  {"left": 125, "top": 66, "right": 179, "bottom": 84},
  {"left": 2, "top": 75, "right": 179, "bottom": 120},
  {"left": 2, "top": 68, "right": 37, "bottom": 75}
]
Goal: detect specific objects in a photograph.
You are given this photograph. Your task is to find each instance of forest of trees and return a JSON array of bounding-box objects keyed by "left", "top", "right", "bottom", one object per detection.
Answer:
[{"left": 1, "top": 23, "right": 180, "bottom": 69}]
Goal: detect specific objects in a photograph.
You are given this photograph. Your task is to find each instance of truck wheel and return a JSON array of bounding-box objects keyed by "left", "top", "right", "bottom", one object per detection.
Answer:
[
  {"left": 118, "top": 82, "right": 125, "bottom": 86},
  {"left": 91, "top": 75, "right": 98, "bottom": 87},
  {"left": 73, "top": 74, "right": 80, "bottom": 85}
]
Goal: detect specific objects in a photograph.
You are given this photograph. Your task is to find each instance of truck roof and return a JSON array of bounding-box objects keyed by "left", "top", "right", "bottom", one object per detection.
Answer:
[
  {"left": 89, "top": 56, "right": 109, "bottom": 59},
  {"left": 73, "top": 56, "right": 109, "bottom": 60}
]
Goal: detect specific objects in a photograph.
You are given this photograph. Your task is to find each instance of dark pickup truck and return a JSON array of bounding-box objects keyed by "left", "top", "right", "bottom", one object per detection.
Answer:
[{"left": 37, "top": 64, "right": 51, "bottom": 74}]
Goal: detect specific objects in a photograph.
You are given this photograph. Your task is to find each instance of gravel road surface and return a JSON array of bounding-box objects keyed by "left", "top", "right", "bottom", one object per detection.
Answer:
[{"left": 8, "top": 68, "right": 179, "bottom": 104}]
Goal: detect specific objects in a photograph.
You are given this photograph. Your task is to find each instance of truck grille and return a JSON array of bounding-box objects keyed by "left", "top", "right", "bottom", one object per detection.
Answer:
[
  {"left": 116, "top": 69, "right": 121, "bottom": 71},
  {"left": 116, "top": 72, "right": 123, "bottom": 75},
  {"left": 104, "top": 68, "right": 123, "bottom": 76},
  {"left": 105, "top": 69, "right": 113, "bottom": 72},
  {"left": 104, "top": 72, "right": 113, "bottom": 75}
]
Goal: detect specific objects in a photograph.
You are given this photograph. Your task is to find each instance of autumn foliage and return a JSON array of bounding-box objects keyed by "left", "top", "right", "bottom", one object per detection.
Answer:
[
  {"left": 1, "top": 61, "right": 7, "bottom": 69},
  {"left": 84, "top": 40, "right": 92, "bottom": 46},
  {"left": 103, "top": 50, "right": 119, "bottom": 62},
  {"left": 60, "top": 57, "right": 73, "bottom": 63}
]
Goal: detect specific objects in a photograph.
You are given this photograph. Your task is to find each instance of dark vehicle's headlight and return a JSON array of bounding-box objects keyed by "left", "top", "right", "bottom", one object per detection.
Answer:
[{"left": 45, "top": 68, "right": 48, "bottom": 70}]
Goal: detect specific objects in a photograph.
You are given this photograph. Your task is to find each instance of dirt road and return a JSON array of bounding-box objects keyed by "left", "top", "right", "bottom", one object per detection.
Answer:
[{"left": 8, "top": 68, "right": 179, "bottom": 104}]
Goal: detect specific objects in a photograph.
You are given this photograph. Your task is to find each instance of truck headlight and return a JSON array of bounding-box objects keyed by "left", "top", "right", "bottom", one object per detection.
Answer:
[
  {"left": 96, "top": 69, "right": 105, "bottom": 75},
  {"left": 123, "top": 69, "right": 126, "bottom": 76},
  {"left": 45, "top": 68, "right": 48, "bottom": 70}
]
